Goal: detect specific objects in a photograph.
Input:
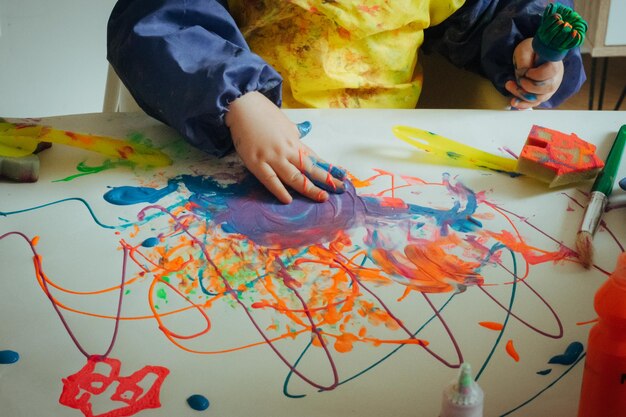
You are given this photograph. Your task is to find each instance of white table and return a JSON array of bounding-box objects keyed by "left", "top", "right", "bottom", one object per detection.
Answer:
[{"left": 1, "top": 110, "right": 625, "bottom": 417}]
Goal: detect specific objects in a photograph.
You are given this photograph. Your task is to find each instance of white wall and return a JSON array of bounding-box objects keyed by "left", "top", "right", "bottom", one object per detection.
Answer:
[
  {"left": 606, "top": 0, "right": 626, "bottom": 46},
  {"left": 0, "top": 0, "right": 117, "bottom": 117}
]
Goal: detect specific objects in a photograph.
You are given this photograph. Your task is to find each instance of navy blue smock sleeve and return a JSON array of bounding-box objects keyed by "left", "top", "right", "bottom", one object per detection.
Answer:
[
  {"left": 107, "top": 0, "right": 283, "bottom": 156},
  {"left": 424, "top": 0, "right": 585, "bottom": 108}
]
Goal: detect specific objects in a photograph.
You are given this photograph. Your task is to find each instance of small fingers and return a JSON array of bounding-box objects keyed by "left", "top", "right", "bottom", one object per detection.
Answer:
[
  {"left": 304, "top": 158, "right": 346, "bottom": 194},
  {"left": 505, "top": 80, "right": 554, "bottom": 110},
  {"left": 276, "top": 160, "right": 330, "bottom": 202},
  {"left": 517, "top": 75, "right": 558, "bottom": 95},
  {"left": 525, "top": 61, "right": 562, "bottom": 85},
  {"left": 250, "top": 163, "right": 294, "bottom": 204}
]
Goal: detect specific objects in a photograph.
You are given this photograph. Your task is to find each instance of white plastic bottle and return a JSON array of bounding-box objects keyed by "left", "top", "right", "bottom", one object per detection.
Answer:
[{"left": 439, "top": 363, "right": 484, "bottom": 417}]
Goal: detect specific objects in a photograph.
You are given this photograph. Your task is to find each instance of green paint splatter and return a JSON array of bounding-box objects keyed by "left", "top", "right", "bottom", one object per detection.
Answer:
[
  {"left": 156, "top": 288, "right": 167, "bottom": 301},
  {"left": 54, "top": 160, "right": 133, "bottom": 182},
  {"left": 127, "top": 132, "right": 156, "bottom": 147}
]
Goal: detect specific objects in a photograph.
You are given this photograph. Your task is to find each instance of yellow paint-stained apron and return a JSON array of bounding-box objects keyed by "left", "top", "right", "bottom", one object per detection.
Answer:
[{"left": 228, "top": 0, "right": 465, "bottom": 108}]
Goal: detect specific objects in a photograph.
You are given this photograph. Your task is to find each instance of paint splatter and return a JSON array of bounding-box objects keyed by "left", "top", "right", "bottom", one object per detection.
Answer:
[
  {"left": 141, "top": 237, "right": 160, "bottom": 247},
  {"left": 536, "top": 369, "right": 552, "bottom": 375},
  {"left": 2, "top": 159, "right": 621, "bottom": 417},
  {"left": 479, "top": 321, "right": 504, "bottom": 331},
  {"left": 548, "top": 341, "right": 584, "bottom": 365},
  {"left": 506, "top": 340, "right": 520, "bottom": 362},
  {"left": 0, "top": 350, "right": 19, "bottom": 364},
  {"left": 59, "top": 357, "right": 169, "bottom": 417},
  {"left": 187, "top": 394, "right": 210, "bottom": 411}
]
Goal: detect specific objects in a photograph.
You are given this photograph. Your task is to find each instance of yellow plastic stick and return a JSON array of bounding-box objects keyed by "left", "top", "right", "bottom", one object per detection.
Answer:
[
  {"left": 393, "top": 125, "right": 517, "bottom": 173},
  {"left": 0, "top": 122, "right": 172, "bottom": 167}
]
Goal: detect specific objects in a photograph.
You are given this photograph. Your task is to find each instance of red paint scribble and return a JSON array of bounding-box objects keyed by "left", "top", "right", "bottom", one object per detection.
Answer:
[
  {"left": 59, "top": 356, "right": 169, "bottom": 417},
  {"left": 506, "top": 339, "right": 520, "bottom": 362}
]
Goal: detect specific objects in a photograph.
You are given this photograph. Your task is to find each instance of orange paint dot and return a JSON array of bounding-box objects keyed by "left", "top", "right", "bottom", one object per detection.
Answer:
[
  {"left": 31, "top": 236, "right": 40, "bottom": 246},
  {"left": 479, "top": 321, "right": 504, "bottom": 331},
  {"left": 506, "top": 339, "right": 520, "bottom": 362}
]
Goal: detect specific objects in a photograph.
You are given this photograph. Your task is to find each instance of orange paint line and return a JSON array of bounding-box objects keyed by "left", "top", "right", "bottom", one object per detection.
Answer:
[
  {"left": 148, "top": 277, "right": 211, "bottom": 340},
  {"left": 479, "top": 321, "right": 504, "bottom": 331}
]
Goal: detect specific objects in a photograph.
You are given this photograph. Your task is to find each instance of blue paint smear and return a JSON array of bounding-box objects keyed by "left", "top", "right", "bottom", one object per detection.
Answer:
[
  {"left": 297, "top": 121, "right": 312, "bottom": 138},
  {"left": 313, "top": 159, "right": 347, "bottom": 181},
  {"left": 187, "top": 394, "right": 210, "bottom": 411},
  {"left": 0, "top": 350, "right": 19, "bottom": 364},
  {"left": 548, "top": 341, "right": 584, "bottom": 365},
  {"left": 536, "top": 369, "right": 552, "bottom": 376},
  {"left": 103, "top": 173, "right": 484, "bottom": 250},
  {"left": 141, "top": 237, "right": 160, "bottom": 248},
  {"left": 103, "top": 180, "right": 179, "bottom": 205},
  {"left": 619, "top": 177, "right": 626, "bottom": 190}
]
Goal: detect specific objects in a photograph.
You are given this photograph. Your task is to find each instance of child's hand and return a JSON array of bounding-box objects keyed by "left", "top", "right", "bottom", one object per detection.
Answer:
[
  {"left": 225, "top": 91, "right": 345, "bottom": 204},
  {"left": 505, "top": 38, "right": 564, "bottom": 110}
]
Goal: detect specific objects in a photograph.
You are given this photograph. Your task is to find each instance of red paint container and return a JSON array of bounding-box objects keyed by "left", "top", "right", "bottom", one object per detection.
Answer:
[{"left": 578, "top": 252, "right": 626, "bottom": 417}]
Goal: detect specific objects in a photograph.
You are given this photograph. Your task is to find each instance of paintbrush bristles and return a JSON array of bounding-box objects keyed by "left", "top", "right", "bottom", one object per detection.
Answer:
[{"left": 576, "top": 231, "right": 594, "bottom": 269}]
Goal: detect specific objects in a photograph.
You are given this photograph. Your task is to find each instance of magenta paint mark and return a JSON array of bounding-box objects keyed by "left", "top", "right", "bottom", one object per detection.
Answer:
[
  {"left": 59, "top": 356, "right": 170, "bottom": 417},
  {"left": 500, "top": 147, "right": 519, "bottom": 160}
]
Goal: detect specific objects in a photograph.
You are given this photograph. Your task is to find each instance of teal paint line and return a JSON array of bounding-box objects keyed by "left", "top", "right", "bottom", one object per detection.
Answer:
[
  {"left": 475, "top": 248, "right": 518, "bottom": 381},
  {"left": 283, "top": 340, "right": 314, "bottom": 398},
  {"left": 1, "top": 198, "right": 115, "bottom": 229}
]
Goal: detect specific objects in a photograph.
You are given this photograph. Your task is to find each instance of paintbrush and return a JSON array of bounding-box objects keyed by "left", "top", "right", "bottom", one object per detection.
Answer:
[
  {"left": 532, "top": 3, "right": 587, "bottom": 65},
  {"left": 576, "top": 125, "right": 626, "bottom": 268}
]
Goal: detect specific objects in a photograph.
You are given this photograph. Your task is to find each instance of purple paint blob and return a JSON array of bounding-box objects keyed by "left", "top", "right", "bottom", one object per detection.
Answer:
[{"left": 216, "top": 181, "right": 367, "bottom": 248}]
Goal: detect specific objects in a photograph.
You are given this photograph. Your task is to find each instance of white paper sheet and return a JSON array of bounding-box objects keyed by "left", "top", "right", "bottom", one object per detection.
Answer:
[{"left": 1, "top": 110, "right": 625, "bottom": 417}]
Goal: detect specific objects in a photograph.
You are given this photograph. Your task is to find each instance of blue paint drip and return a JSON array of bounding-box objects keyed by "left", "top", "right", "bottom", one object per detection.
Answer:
[
  {"left": 141, "top": 237, "right": 160, "bottom": 248},
  {"left": 297, "top": 121, "right": 312, "bottom": 138},
  {"left": 548, "top": 341, "right": 584, "bottom": 365},
  {"left": 103, "top": 180, "right": 179, "bottom": 205},
  {"left": 0, "top": 350, "right": 19, "bottom": 364},
  {"left": 187, "top": 394, "right": 210, "bottom": 411},
  {"left": 619, "top": 177, "right": 626, "bottom": 190},
  {"left": 536, "top": 369, "right": 552, "bottom": 376}
]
